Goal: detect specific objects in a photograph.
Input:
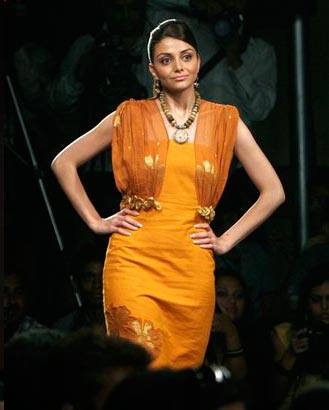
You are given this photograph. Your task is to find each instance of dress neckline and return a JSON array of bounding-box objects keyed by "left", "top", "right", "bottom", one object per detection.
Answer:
[{"left": 152, "top": 98, "right": 203, "bottom": 145}]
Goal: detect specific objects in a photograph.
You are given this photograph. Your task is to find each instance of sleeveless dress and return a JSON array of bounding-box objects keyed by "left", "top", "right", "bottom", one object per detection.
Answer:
[{"left": 103, "top": 98, "right": 238, "bottom": 369}]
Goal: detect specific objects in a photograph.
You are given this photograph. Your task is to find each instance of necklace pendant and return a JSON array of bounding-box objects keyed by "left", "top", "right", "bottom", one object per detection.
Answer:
[{"left": 173, "top": 128, "right": 189, "bottom": 144}]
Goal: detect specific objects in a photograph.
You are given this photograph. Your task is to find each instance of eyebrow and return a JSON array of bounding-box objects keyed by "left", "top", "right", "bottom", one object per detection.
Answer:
[{"left": 156, "top": 48, "right": 195, "bottom": 58}]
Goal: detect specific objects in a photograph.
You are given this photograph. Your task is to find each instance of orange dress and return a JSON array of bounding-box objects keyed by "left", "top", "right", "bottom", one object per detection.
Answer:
[
  {"left": 103, "top": 98, "right": 239, "bottom": 369},
  {"left": 103, "top": 140, "right": 215, "bottom": 369}
]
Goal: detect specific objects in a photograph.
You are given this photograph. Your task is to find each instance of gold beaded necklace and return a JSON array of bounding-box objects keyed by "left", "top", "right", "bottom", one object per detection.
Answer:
[{"left": 159, "top": 91, "right": 201, "bottom": 144}]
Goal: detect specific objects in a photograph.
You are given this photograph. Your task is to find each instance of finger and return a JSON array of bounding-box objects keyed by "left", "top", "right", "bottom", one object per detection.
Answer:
[
  {"left": 120, "top": 221, "right": 139, "bottom": 231},
  {"left": 194, "top": 223, "right": 210, "bottom": 229},
  {"left": 124, "top": 216, "right": 143, "bottom": 228},
  {"left": 297, "top": 345, "right": 309, "bottom": 353},
  {"left": 192, "top": 238, "right": 212, "bottom": 244},
  {"left": 199, "top": 244, "right": 214, "bottom": 249},
  {"left": 190, "top": 232, "right": 209, "bottom": 239},
  {"left": 116, "top": 227, "right": 132, "bottom": 236},
  {"left": 121, "top": 208, "right": 140, "bottom": 216},
  {"left": 295, "top": 328, "right": 308, "bottom": 336}
]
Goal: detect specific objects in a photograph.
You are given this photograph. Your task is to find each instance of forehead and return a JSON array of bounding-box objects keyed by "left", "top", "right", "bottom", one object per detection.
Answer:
[
  {"left": 154, "top": 37, "right": 195, "bottom": 55},
  {"left": 310, "top": 280, "right": 329, "bottom": 294},
  {"left": 81, "top": 261, "right": 103, "bottom": 274},
  {"left": 216, "top": 275, "right": 243, "bottom": 289}
]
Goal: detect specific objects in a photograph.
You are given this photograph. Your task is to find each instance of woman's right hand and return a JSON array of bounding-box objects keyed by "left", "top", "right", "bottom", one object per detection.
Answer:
[
  {"left": 290, "top": 328, "right": 310, "bottom": 355},
  {"left": 90, "top": 208, "right": 143, "bottom": 236},
  {"left": 215, "top": 312, "right": 241, "bottom": 348}
]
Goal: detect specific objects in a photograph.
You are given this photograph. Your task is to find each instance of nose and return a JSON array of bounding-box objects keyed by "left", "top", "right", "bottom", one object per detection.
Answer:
[
  {"left": 227, "top": 295, "right": 237, "bottom": 306},
  {"left": 173, "top": 57, "right": 183, "bottom": 72}
]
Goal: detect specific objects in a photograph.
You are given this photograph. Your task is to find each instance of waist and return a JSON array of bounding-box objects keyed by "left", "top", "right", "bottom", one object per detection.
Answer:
[{"left": 120, "top": 194, "right": 215, "bottom": 222}]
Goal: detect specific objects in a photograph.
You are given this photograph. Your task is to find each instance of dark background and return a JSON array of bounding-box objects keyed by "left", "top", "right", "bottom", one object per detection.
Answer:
[{"left": 3, "top": 0, "right": 329, "bottom": 326}]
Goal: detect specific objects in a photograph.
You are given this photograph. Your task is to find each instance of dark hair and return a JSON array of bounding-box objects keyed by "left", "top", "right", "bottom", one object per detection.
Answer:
[
  {"left": 215, "top": 268, "right": 247, "bottom": 290},
  {"left": 291, "top": 381, "right": 329, "bottom": 410},
  {"left": 48, "top": 328, "right": 152, "bottom": 409},
  {"left": 68, "top": 240, "right": 106, "bottom": 279},
  {"left": 294, "top": 263, "right": 329, "bottom": 328},
  {"left": 147, "top": 19, "right": 199, "bottom": 63},
  {"left": 5, "top": 328, "right": 66, "bottom": 410},
  {"left": 104, "top": 366, "right": 243, "bottom": 410}
]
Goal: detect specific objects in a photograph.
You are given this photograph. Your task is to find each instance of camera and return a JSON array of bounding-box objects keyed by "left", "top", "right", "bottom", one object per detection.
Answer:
[
  {"left": 105, "top": 364, "right": 243, "bottom": 409},
  {"left": 212, "top": 8, "right": 244, "bottom": 42},
  {"left": 297, "top": 323, "right": 329, "bottom": 376},
  {"left": 306, "top": 324, "right": 329, "bottom": 356}
]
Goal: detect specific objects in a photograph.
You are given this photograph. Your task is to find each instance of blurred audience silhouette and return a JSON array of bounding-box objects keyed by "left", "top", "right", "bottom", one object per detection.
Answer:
[
  {"left": 52, "top": 241, "right": 106, "bottom": 334},
  {"left": 272, "top": 263, "right": 329, "bottom": 409},
  {"left": 206, "top": 269, "right": 275, "bottom": 409}
]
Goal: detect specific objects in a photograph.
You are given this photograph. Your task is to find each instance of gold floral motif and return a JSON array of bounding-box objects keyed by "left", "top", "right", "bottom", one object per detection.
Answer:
[
  {"left": 106, "top": 304, "right": 163, "bottom": 358},
  {"left": 113, "top": 114, "right": 121, "bottom": 127},
  {"left": 130, "top": 318, "right": 163, "bottom": 358},
  {"left": 197, "top": 205, "right": 216, "bottom": 222},
  {"left": 196, "top": 160, "right": 215, "bottom": 175},
  {"left": 203, "top": 160, "right": 215, "bottom": 174},
  {"left": 106, "top": 304, "right": 137, "bottom": 338},
  {"left": 120, "top": 194, "right": 162, "bottom": 212},
  {"left": 144, "top": 154, "right": 160, "bottom": 169}
]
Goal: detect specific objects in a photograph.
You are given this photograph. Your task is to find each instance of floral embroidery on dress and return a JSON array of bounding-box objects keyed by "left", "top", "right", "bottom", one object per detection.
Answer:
[
  {"left": 106, "top": 304, "right": 163, "bottom": 358},
  {"left": 144, "top": 154, "right": 160, "bottom": 169},
  {"left": 120, "top": 194, "right": 162, "bottom": 212},
  {"left": 196, "top": 160, "right": 215, "bottom": 174},
  {"left": 129, "top": 318, "right": 163, "bottom": 358},
  {"left": 106, "top": 304, "right": 136, "bottom": 339},
  {"left": 113, "top": 114, "right": 121, "bottom": 127},
  {"left": 197, "top": 205, "right": 216, "bottom": 222}
]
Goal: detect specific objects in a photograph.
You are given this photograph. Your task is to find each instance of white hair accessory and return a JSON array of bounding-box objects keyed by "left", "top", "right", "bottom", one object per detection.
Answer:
[{"left": 147, "top": 19, "right": 178, "bottom": 63}]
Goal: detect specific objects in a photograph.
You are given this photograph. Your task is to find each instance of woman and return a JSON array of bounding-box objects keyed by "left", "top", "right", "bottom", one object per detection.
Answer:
[
  {"left": 207, "top": 270, "right": 275, "bottom": 409},
  {"left": 272, "top": 264, "right": 329, "bottom": 409},
  {"left": 206, "top": 271, "right": 250, "bottom": 378},
  {"left": 51, "top": 19, "right": 285, "bottom": 369}
]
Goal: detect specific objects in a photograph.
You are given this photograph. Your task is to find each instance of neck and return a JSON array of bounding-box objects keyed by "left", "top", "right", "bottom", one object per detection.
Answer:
[{"left": 162, "top": 87, "right": 196, "bottom": 113}]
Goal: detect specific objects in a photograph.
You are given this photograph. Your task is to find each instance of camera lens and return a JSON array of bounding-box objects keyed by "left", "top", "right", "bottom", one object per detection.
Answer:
[
  {"left": 212, "top": 9, "right": 244, "bottom": 41},
  {"left": 214, "top": 20, "right": 232, "bottom": 39}
]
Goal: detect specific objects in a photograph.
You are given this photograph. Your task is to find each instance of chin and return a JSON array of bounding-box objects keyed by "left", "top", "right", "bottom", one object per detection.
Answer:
[{"left": 165, "top": 82, "right": 194, "bottom": 94}]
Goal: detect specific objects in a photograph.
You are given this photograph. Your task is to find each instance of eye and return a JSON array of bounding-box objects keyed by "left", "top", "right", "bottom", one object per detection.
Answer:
[
  {"left": 182, "top": 53, "right": 193, "bottom": 61},
  {"left": 234, "top": 291, "right": 246, "bottom": 300},
  {"left": 310, "top": 294, "right": 322, "bottom": 304},
  {"left": 216, "top": 290, "right": 229, "bottom": 298},
  {"left": 159, "top": 57, "right": 171, "bottom": 65}
]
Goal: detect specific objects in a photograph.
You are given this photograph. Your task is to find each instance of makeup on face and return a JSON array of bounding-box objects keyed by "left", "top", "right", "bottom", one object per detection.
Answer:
[
  {"left": 216, "top": 289, "right": 246, "bottom": 301},
  {"left": 150, "top": 37, "right": 200, "bottom": 91}
]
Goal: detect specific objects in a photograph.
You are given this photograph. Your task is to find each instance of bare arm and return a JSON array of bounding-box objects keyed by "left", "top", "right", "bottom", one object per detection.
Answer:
[
  {"left": 216, "top": 313, "right": 248, "bottom": 381},
  {"left": 51, "top": 112, "right": 142, "bottom": 235},
  {"left": 191, "top": 118, "right": 285, "bottom": 253}
]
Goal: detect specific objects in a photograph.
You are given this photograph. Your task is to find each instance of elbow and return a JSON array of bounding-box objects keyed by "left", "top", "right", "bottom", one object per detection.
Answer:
[
  {"left": 50, "top": 156, "right": 60, "bottom": 174},
  {"left": 271, "top": 185, "right": 286, "bottom": 208},
  {"left": 261, "top": 185, "right": 285, "bottom": 210},
  {"left": 279, "top": 189, "right": 286, "bottom": 205},
  {"left": 50, "top": 154, "right": 67, "bottom": 176},
  {"left": 277, "top": 184, "right": 286, "bottom": 205}
]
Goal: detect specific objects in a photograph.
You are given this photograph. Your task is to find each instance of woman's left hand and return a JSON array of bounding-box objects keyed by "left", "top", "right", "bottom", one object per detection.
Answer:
[{"left": 190, "top": 223, "right": 230, "bottom": 255}]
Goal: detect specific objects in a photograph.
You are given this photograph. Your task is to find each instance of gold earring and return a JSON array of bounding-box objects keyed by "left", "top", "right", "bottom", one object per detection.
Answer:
[
  {"left": 194, "top": 76, "right": 199, "bottom": 89},
  {"left": 153, "top": 78, "right": 161, "bottom": 97}
]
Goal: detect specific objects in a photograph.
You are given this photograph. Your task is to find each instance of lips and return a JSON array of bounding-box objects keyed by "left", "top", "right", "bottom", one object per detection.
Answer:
[{"left": 172, "top": 75, "right": 188, "bottom": 80}]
